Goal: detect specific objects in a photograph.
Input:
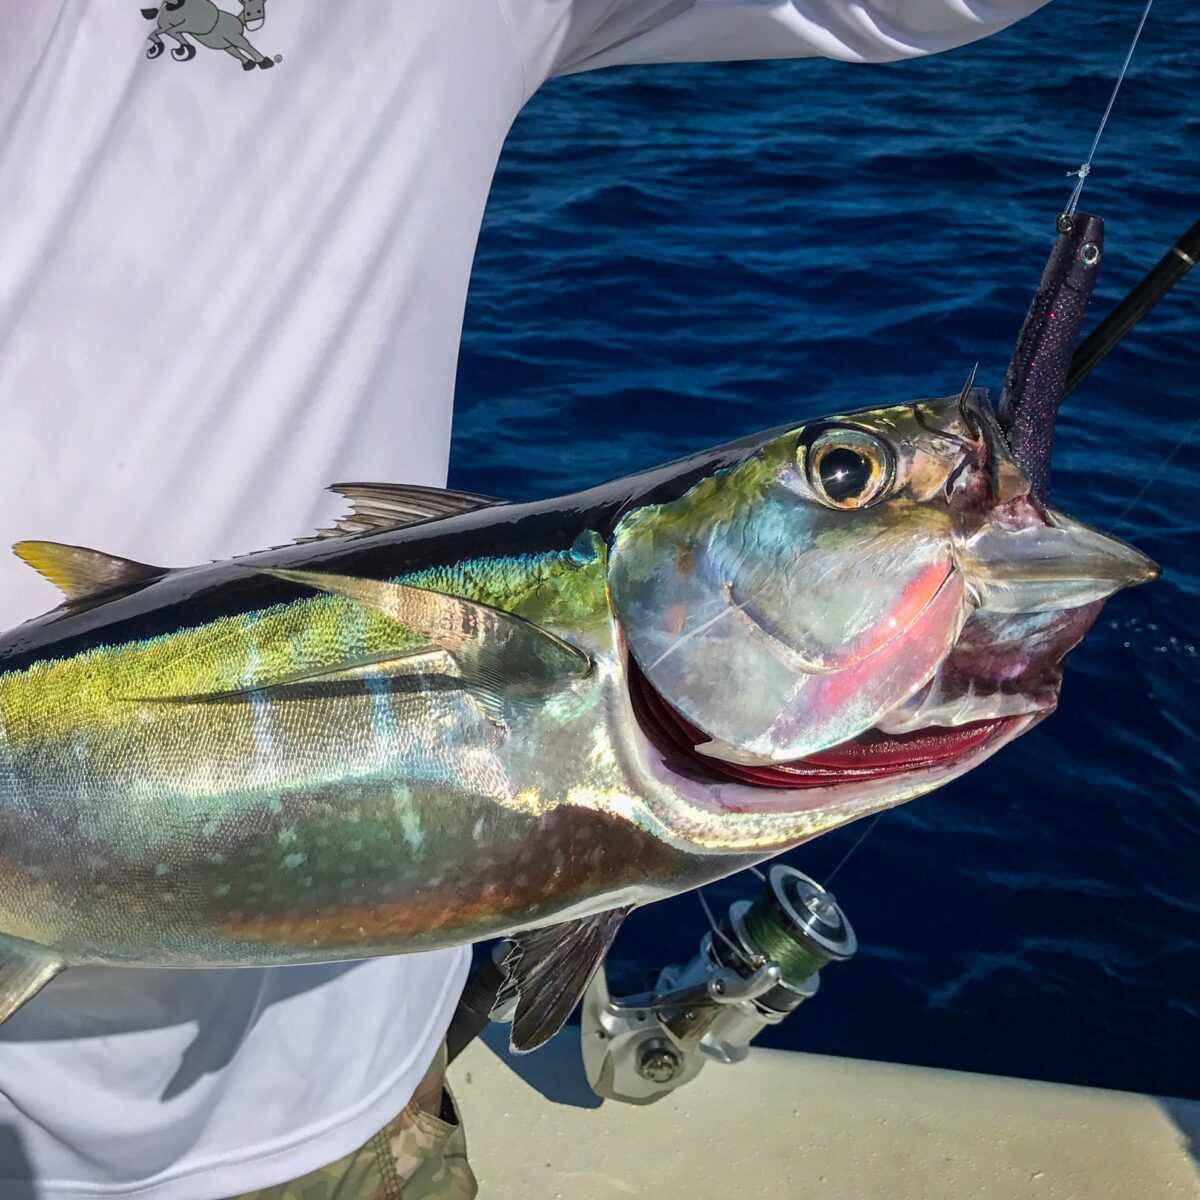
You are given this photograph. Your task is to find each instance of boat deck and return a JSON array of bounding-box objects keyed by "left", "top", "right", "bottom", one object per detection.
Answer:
[{"left": 450, "top": 1028, "right": 1200, "bottom": 1198}]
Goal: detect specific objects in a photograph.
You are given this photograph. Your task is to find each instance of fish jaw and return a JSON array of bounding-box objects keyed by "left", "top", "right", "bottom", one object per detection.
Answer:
[
  {"left": 957, "top": 502, "right": 1159, "bottom": 613},
  {"left": 621, "top": 648, "right": 1041, "bottom": 854}
]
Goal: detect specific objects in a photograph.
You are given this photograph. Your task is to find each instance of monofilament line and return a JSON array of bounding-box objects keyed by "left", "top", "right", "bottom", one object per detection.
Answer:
[
  {"left": 698, "top": 886, "right": 757, "bottom": 970},
  {"left": 1115, "top": 413, "right": 1200, "bottom": 530},
  {"left": 1065, "top": 0, "right": 1156, "bottom": 216},
  {"left": 825, "top": 811, "right": 886, "bottom": 886}
]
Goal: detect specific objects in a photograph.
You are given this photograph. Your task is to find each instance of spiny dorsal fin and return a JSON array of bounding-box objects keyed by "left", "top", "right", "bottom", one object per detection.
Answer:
[
  {"left": 505, "top": 908, "right": 630, "bottom": 1052},
  {"left": 313, "top": 482, "right": 504, "bottom": 539},
  {"left": 13, "top": 541, "right": 165, "bottom": 603}
]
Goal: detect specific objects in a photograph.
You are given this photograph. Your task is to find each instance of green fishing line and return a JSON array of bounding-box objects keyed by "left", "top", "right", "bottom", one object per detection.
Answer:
[{"left": 741, "top": 896, "right": 829, "bottom": 984}]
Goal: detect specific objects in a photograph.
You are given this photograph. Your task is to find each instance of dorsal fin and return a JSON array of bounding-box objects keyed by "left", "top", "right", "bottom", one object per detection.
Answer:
[
  {"left": 13, "top": 541, "right": 166, "bottom": 603},
  {"left": 313, "top": 482, "right": 504, "bottom": 539}
]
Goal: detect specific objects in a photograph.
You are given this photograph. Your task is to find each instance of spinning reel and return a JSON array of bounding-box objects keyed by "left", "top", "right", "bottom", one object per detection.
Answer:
[
  {"left": 446, "top": 864, "right": 855, "bottom": 1107},
  {"left": 580, "top": 865, "right": 855, "bottom": 1104}
]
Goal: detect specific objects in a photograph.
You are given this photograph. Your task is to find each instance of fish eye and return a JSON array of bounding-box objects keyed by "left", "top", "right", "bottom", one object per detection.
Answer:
[{"left": 802, "top": 428, "right": 895, "bottom": 510}]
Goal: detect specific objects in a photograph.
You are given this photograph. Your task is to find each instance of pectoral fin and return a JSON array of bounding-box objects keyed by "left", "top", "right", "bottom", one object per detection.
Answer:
[
  {"left": 0, "top": 937, "right": 64, "bottom": 1024},
  {"left": 504, "top": 907, "right": 629, "bottom": 1053},
  {"left": 257, "top": 569, "right": 591, "bottom": 714},
  {"left": 136, "top": 648, "right": 448, "bottom": 705}
]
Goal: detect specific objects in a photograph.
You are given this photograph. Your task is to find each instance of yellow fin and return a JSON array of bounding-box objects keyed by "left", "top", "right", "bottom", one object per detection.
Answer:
[{"left": 13, "top": 541, "right": 165, "bottom": 603}]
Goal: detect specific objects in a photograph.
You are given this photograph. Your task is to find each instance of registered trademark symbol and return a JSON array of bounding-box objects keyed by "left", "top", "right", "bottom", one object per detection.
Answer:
[{"left": 274, "top": 54, "right": 282, "bottom": 63}]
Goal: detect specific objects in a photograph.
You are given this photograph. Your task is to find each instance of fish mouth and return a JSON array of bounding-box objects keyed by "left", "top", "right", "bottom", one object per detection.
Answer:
[{"left": 628, "top": 655, "right": 1027, "bottom": 789}]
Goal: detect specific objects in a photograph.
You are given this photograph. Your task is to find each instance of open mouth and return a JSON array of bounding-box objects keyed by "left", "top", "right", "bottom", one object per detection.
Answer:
[{"left": 628, "top": 656, "right": 1023, "bottom": 789}]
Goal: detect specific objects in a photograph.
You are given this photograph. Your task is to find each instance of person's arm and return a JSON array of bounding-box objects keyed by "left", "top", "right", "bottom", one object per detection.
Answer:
[{"left": 497, "top": 0, "right": 1050, "bottom": 98}]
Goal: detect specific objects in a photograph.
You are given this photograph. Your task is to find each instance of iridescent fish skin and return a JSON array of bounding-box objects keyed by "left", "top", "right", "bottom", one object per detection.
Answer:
[{"left": 0, "top": 391, "right": 1155, "bottom": 1029}]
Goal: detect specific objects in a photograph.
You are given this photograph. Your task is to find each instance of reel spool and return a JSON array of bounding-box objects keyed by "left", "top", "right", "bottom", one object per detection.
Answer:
[{"left": 581, "top": 866, "right": 856, "bottom": 1104}]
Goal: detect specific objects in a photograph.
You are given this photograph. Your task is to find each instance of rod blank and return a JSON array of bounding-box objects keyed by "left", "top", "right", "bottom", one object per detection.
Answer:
[{"left": 1061, "top": 216, "right": 1200, "bottom": 402}]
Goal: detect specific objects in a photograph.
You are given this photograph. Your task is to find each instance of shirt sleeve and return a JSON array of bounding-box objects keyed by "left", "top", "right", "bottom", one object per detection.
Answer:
[{"left": 497, "top": 0, "right": 1051, "bottom": 96}]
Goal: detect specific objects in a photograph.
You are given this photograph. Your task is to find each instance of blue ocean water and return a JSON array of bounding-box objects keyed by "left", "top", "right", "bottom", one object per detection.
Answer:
[{"left": 452, "top": 0, "right": 1200, "bottom": 1100}]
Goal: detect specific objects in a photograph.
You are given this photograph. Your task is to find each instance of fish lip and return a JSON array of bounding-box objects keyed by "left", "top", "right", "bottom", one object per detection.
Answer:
[
  {"left": 626, "top": 654, "right": 1035, "bottom": 791},
  {"left": 959, "top": 507, "right": 1161, "bottom": 613}
]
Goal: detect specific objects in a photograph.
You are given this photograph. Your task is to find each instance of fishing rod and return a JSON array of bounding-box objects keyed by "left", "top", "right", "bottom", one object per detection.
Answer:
[
  {"left": 1062, "top": 215, "right": 1200, "bottom": 401},
  {"left": 1049, "top": 0, "right": 1192, "bottom": 402}
]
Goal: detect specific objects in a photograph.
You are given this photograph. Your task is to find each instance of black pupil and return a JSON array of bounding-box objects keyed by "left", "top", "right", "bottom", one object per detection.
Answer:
[{"left": 819, "top": 447, "right": 872, "bottom": 502}]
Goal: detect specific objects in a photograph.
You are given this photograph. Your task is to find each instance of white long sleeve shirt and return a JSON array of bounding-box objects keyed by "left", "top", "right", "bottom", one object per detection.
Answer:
[{"left": 0, "top": 2, "right": 1048, "bottom": 1197}]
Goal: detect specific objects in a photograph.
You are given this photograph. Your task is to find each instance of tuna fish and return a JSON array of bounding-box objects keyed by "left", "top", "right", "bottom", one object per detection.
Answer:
[{"left": 0, "top": 384, "right": 1155, "bottom": 1048}]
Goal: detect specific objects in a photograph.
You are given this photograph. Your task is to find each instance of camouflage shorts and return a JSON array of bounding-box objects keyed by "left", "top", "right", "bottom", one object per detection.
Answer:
[{"left": 227, "top": 1045, "right": 477, "bottom": 1200}]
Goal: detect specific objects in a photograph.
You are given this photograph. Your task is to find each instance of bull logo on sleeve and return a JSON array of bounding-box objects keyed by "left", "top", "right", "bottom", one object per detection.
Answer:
[{"left": 141, "top": 1, "right": 276, "bottom": 70}]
